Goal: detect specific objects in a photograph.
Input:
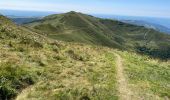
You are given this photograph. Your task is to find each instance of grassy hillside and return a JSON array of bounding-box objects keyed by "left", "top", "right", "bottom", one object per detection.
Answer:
[
  {"left": 0, "top": 15, "right": 170, "bottom": 100},
  {"left": 26, "top": 11, "right": 125, "bottom": 49},
  {"left": 0, "top": 15, "right": 118, "bottom": 100},
  {"left": 25, "top": 11, "right": 170, "bottom": 60}
]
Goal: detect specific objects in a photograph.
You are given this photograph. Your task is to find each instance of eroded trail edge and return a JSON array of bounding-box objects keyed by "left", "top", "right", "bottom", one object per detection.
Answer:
[{"left": 114, "top": 53, "right": 132, "bottom": 100}]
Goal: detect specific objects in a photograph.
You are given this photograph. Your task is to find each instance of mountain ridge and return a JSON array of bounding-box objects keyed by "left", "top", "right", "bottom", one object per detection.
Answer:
[
  {"left": 26, "top": 11, "right": 124, "bottom": 49},
  {"left": 25, "top": 11, "right": 170, "bottom": 59}
]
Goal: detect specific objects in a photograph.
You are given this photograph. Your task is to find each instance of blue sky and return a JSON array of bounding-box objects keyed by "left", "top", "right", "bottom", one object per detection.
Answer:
[{"left": 0, "top": 0, "right": 170, "bottom": 18}]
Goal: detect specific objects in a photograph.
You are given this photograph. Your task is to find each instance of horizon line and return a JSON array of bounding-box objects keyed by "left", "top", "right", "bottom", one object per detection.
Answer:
[{"left": 1, "top": 8, "right": 170, "bottom": 19}]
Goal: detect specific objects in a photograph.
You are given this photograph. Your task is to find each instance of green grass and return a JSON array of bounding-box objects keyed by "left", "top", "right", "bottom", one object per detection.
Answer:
[
  {"left": 16, "top": 46, "right": 118, "bottom": 100},
  {"left": 0, "top": 62, "right": 39, "bottom": 100},
  {"left": 117, "top": 51, "right": 170, "bottom": 99},
  {"left": 0, "top": 15, "right": 119, "bottom": 100}
]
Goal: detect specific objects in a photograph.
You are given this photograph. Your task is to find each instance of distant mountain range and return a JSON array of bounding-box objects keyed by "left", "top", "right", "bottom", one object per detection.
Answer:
[
  {"left": 95, "top": 14, "right": 170, "bottom": 29},
  {"left": 11, "top": 17, "right": 41, "bottom": 24},
  {"left": 121, "top": 20, "right": 170, "bottom": 34},
  {"left": 0, "top": 9, "right": 57, "bottom": 17}
]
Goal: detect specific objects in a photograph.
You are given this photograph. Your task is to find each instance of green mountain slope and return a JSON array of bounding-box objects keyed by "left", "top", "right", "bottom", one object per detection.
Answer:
[
  {"left": 26, "top": 11, "right": 126, "bottom": 49},
  {"left": 0, "top": 15, "right": 118, "bottom": 100},
  {"left": 0, "top": 15, "right": 170, "bottom": 100},
  {"left": 25, "top": 11, "right": 170, "bottom": 60}
]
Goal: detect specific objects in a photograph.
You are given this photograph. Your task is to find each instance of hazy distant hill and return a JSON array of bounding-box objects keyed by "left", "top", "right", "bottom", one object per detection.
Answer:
[
  {"left": 0, "top": 9, "right": 57, "bottom": 17},
  {"left": 122, "top": 20, "right": 170, "bottom": 34},
  {"left": 11, "top": 17, "right": 41, "bottom": 24},
  {"left": 95, "top": 14, "right": 170, "bottom": 30}
]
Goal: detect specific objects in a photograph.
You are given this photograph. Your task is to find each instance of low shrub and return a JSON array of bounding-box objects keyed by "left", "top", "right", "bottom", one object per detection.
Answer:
[
  {"left": 67, "top": 50, "right": 84, "bottom": 61},
  {"left": 0, "top": 63, "right": 37, "bottom": 100}
]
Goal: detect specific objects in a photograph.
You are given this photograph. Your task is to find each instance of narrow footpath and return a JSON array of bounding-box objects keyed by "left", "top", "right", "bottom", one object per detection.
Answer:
[{"left": 114, "top": 53, "right": 133, "bottom": 100}]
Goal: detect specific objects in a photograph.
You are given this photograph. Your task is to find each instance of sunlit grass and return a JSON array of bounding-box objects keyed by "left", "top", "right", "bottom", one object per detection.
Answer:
[{"left": 117, "top": 51, "right": 170, "bottom": 99}]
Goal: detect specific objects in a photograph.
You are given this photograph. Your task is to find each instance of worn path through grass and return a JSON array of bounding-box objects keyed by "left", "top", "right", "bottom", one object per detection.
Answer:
[{"left": 114, "top": 53, "right": 133, "bottom": 100}]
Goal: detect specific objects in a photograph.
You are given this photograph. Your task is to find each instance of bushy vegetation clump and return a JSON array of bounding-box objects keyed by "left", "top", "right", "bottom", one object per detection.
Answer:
[
  {"left": 136, "top": 46, "right": 170, "bottom": 60},
  {"left": 0, "top": 63, "right": 38, "bottom": 100}
]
